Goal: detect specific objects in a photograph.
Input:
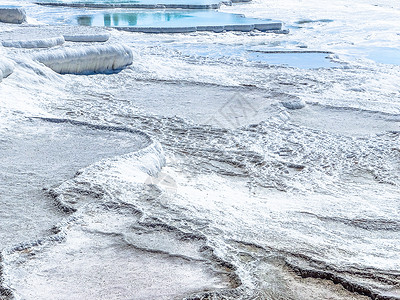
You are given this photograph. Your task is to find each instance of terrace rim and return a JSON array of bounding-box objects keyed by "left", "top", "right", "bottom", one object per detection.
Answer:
[{"left": 34, "top": 0, "right": 251, "bottom": 10}]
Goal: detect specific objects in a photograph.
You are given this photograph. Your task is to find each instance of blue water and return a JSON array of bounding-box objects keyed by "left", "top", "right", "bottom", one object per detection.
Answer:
[
  {"left": 366, "top": 47, "right": 400, "bottom": 65},
  {"left": 247, "top": 52, "right": 338, "bottom": 69},
  {"left": 70, "top": 10, "right": 274, "bottom": 28},
  {"left": 169, "top": 43, "right": 338, "bottom": 69}
]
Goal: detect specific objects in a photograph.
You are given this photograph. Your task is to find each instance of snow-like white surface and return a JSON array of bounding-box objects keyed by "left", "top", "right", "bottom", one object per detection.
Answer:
[
  {"left": 0, "top": 6, "right": 26, "bottom": 24},
  {"left": 0, "top": 28, "right": 66, "bottom": 48},
  {"left": 34, "top": 0, "right": 248, "bottom": 9},
  {"left": 2, "top": 35, "right": 65, "bottom": 48},
  {"left": 220, "top": 0, "right": 400, "bottom": 63},
  {"left": 0, "top": 0, "right": 399, "bottom": 299},
  {"left": 32, "top": 44, "right": 133, "bottom": 74},
  {"left": 0, "top": 26, "right": 110, "bottom": 46},
  {"left": 120, "top": 22, "right": 283, "bottom": 33},
  {"left": 63, "top": 33, "right": 110, "bottom": 42},
  {"left": 0, "top": 56, "right": 14, "bottom": 81},
  {"left": 280, "top": 94, "right": 306, "bottom": 109}
]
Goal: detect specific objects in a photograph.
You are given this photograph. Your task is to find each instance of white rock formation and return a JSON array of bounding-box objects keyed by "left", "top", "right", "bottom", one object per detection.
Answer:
[
  {"left": 0, "top": 57, "right": 15, "bottom": 82},
  {"left": 0, "top": 6, "right": 26, "bottom": 24},
  {"left": 0, "top": 26, "right": 110, "bottom": 48},
  {"left": 63, "top": 33, "right": 110, "bottom": 43},
  {"left": 281, "top": 96, "right": 306, "bottom": 109},
  {"left": 32, "top": 44, "right": 133, "bottom": 74},
  {"left": 118, "top": 21, "right": 283, "bottom": 33},
  {"left": 2, "top": 36, "right": 65, "bottom": 48}
]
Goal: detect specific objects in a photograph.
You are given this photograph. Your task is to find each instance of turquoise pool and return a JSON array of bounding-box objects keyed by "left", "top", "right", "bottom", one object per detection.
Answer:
[{"left": 64, "top": 10, "right": 282, "bottom": 32}]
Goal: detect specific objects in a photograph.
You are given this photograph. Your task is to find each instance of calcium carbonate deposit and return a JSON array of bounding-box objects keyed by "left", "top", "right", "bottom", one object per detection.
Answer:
[
  {"left": 32, "top": 44, "right": 133, "bottom": 73},
  {"left": 0, "top": 0, "right": 399, "bottom": 299}
]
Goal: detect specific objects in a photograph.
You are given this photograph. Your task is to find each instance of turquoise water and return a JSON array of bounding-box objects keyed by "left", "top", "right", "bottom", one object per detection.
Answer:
[{"left": 71, "top": 10, "right": 273, "bottom": 28}]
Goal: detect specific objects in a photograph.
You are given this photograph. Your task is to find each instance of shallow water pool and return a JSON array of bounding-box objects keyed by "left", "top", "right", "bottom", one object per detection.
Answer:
[{"left": 57, "top": 10, "right": 282, "bottom": 32}]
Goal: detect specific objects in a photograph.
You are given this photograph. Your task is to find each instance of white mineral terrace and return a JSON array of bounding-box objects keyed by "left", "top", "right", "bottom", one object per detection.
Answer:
[{"left": 0, "top": 0, "right": 399, "bottom": 300}]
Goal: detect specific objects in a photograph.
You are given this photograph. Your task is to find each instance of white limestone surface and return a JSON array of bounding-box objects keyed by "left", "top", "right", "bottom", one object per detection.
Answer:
[
  {"left": 0, "top": 26, "right": 111, "bottom": 49},
  {"left": 0, "top": 56, "right": 15, "bottom": 81},
  {"left": 32, "top": 44, "right": 133, "bottom": 74},
  {"left": 1, "top": 36, "right": 65, "bottom": 48},
  {"left": 0, "top": 6, "right": 26, "bottom": 24},
  {"left": 281, "top": 95, "right": 306, "bottom": 109},
  {"left": 0, "top": 27, "right": 67, "bottom": 48},
  {"left": 63, "top": 33, "right": 110, "bottom": 42}
]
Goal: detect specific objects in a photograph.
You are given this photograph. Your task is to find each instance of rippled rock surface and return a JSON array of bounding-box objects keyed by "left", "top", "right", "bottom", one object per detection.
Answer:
[
  {"left": 32, "top": 44, "right": 133, "bottom": 74},
  {"left": 1, "top": 0, "right": 399, "bottom": 299}
]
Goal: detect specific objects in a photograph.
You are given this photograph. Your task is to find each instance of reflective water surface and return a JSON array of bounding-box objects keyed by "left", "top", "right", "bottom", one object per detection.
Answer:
[{"left": 72, "top": 10, "right": 273, "bottom": 28}]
